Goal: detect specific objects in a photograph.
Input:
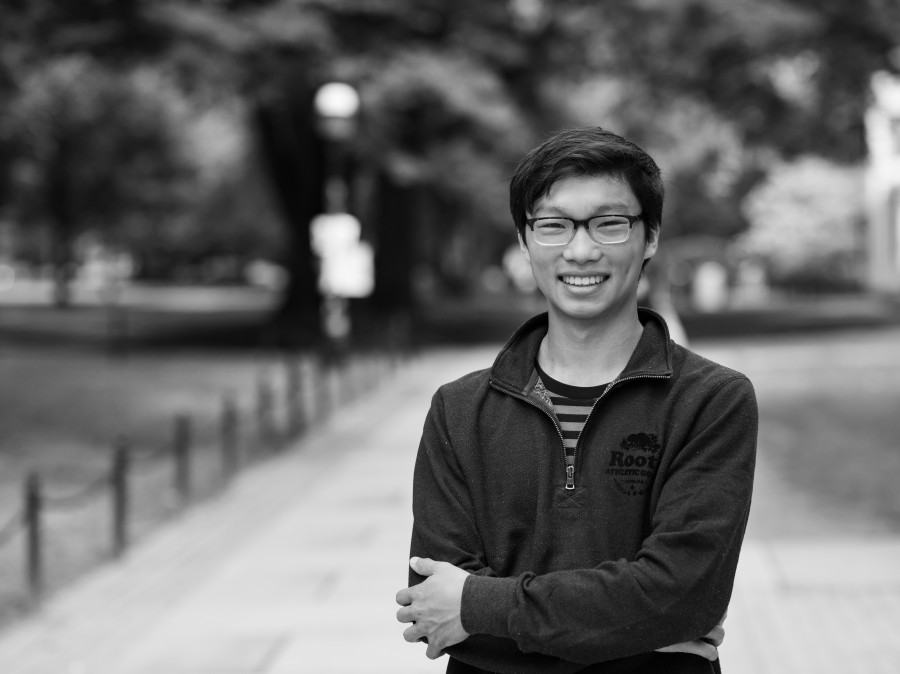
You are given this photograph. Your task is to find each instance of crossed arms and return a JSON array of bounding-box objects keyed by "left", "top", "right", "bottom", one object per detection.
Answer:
[
  {"left": 396, "top": 377, "right": 757, "bottom": 669},
  {"left": 396, "top": 557, "right": 725, "bottom": 661}
]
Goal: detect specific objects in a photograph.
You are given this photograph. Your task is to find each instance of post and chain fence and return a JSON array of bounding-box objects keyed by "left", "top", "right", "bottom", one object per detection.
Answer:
[{"left": 0, "top": 345, "right": 408, "bottom": 615}]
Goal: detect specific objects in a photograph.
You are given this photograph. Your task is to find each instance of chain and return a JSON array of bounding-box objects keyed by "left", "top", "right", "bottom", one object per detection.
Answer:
[
  {"left": 41, "top": 474, "right": 110, "bottom": 510},
  {"left": 129, "top": 443, "right": 169, "bottom": 476}
]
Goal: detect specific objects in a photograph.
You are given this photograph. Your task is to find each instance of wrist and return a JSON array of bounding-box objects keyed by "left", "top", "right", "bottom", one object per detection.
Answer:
[{"left": 460, "top": 574, "right": 518, "bottom": 638}]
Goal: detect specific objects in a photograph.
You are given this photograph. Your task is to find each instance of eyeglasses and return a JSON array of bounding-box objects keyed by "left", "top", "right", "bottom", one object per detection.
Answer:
[{"left": 525, "top": 214, "right": 642, "bottom": 246}]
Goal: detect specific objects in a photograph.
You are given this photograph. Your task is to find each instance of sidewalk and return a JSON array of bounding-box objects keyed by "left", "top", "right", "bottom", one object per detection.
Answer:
[{"left": 0, "top": 345, "right": 898, "bottom": 673}]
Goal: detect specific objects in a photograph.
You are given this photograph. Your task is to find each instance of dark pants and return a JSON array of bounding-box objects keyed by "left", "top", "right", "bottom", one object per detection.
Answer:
[{"left": 447, "top": 652, "right": 723, "bottom": 674}]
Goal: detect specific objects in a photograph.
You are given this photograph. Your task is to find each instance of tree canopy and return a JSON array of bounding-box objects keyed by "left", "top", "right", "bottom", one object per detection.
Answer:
[{"left": 0, "top": 0, "right": 897, "bottom": 315}]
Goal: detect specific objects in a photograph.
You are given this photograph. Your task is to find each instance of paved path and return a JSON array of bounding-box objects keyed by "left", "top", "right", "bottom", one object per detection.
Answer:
[{"left": 0, "top": 343, "right": 898, "bottom": 673}]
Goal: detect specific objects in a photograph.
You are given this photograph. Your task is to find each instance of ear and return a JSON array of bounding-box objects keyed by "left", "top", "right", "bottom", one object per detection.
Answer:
[
  {"left": 643, "top": 227, "right": 659, "bottom": 262},
  {"left": 518, "top": 230, "right": 532, "bottom": 265}
]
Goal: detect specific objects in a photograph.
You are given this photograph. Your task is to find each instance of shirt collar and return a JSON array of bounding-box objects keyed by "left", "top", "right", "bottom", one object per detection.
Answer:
[{"left": 490, "top": 308, "right": 674, "bottom": 396}]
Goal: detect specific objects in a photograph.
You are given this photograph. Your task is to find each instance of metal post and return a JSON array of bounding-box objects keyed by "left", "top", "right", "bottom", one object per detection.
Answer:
[
  {"left": 173, "top": 413, "right": 192, "bottom": 504},
  {"left": 221, "top": 394, "right": 239, "bottom": 480},
  {"left": 346, "top": 353, "right": 359, "bottom": 401},
  {"left": 336, "top": 354, "right": 350, "bottom": 404},
  {"left": 24, "top": 472, "right": 42, "bottom": 601},
  {"left": 304, "top": 359, "right": 318, "bottom": 422},
  {"left": 257, "top": 374, "right": 275, "bottom": 449},
  {"left": 111, "top": 436, "right": 130, "bottom": 557},
  {"left": 285, "top": 357, "right": 303, "bottom": 437},
  {"left": 321, "top": 359, "right": 334, "bottom": 419},
  {"left": 338, "top": 353, "right": 350, "bottom": 403}
]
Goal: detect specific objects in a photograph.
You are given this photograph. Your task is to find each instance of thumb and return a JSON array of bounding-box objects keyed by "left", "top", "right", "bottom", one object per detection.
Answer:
[{"left": 410, "top": 556, "right": 437, "bottom": 576}]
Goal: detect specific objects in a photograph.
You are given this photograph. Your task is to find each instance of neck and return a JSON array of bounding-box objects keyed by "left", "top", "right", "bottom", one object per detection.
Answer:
[{"left": 538, "top": 308, "right": 644, "bottom": 387}]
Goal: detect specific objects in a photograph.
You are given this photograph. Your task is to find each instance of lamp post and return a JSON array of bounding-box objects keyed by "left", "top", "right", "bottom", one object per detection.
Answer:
[
  {"left": 314, "top": 82, "right": 360, "bottom": 213},
  {"left": 311, "top": 83, "right": 370, "bottom": 354}
]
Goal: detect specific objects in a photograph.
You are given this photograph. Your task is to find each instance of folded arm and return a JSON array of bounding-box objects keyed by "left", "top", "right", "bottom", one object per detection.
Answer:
[{"left": 402, "top": 379, "right": 757, "bottom": 666}]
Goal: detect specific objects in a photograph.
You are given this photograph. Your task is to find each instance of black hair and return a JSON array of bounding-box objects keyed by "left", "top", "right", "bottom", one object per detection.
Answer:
[{"left": 509, "top": 127, "right": 664, "bottom": 243}]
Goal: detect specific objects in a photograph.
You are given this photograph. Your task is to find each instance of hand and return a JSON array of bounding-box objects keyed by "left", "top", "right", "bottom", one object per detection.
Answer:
[
  {"left": 395, "top": 557, "right": 470, "bottom": 659},
  {"left": 655, "top": 611, "right": 726, "bottom": 662}
]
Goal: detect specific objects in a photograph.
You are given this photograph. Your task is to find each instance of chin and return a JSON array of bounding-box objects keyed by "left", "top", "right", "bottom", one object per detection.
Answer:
[
  {"left": 554, "top": 304, "right": 611, "bottom": 323},
  {"left": 552, "top": 295, "right": 636, "bottom": 324}
]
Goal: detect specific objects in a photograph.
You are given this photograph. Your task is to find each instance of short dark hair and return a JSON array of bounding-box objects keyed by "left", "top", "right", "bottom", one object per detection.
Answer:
[{"left": 509, "top": 127, "right": 664, "bottom": 242}]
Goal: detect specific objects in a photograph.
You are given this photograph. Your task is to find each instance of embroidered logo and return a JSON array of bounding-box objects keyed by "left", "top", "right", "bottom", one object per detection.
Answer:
[{"left": 606, "top": 432, "right": 661, "bottom": 496}]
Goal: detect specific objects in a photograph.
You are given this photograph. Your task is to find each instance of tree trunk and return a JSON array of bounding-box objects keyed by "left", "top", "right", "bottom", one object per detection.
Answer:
[
  {"left": 254, "top": 85, "right": 326, "bottom": 348},
  {"left": 48, "top": 136, "right": 74, "bottom": 309},
  {"left": 369, "top": 170, "right": 427, "bottom": 350},
  {"left": 371, "top": 170, "right": 416, "bottom": 322}
]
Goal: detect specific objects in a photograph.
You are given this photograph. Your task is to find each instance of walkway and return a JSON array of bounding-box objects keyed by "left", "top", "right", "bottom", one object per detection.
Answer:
[{"left": 0, "top": 344, "right": 898, "bottom": 673}]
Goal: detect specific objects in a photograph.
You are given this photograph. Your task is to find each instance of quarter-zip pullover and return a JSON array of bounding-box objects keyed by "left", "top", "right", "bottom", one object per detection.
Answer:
[{"left": 409, "top": 309, "right": 757, "bottom": 673}]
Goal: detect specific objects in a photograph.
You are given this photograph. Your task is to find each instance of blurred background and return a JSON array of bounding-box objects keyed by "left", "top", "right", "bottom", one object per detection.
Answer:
[
  {"left": 1, "top": 0, "right": 900, "bottom": 659},
  {"left": 2, "top": 0, "right": 899, "bottom": 346}
]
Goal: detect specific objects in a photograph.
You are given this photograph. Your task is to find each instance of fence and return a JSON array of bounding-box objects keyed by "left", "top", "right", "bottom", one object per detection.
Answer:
[{"left": 0, "top": 346, "right": 405, "bottom": 615}]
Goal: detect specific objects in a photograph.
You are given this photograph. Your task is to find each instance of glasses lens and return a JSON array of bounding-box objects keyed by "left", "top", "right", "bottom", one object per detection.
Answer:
[
  {"left": 532, "top": 218, "right": 573, "bottom": 245},
  {"left": 589, "top": 216, "right": 631, "bottom": 244}
]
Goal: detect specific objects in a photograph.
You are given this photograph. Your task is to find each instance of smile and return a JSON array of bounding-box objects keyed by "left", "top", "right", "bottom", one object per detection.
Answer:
[{"left": 561, "top": 275, "right": 608, "bottom": 287}]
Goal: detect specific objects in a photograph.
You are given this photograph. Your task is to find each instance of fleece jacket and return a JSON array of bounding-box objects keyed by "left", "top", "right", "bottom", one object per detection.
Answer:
[{"left": 409, "top": 309, "right": 758, "bottom": 673}]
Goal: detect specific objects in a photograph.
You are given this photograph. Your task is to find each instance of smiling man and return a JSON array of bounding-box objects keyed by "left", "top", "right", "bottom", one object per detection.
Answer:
[{"left": 396, "top": 127, "right": 757, "bottom": 674}]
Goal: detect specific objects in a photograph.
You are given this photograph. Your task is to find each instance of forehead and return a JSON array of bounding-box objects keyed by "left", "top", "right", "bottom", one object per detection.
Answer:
[{"left": 532, "top": 173, "right": 639, "bottom": 215}]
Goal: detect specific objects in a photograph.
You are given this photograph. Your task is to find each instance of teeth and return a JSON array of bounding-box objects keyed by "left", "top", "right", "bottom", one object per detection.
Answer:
[{"left": 562, "top": 275, "right": 605, "bottom": 286}]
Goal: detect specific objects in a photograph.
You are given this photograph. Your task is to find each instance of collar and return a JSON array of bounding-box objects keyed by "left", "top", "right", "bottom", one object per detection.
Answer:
[{"left": 489, "top": 307, "right": 674, "bottom": 396}]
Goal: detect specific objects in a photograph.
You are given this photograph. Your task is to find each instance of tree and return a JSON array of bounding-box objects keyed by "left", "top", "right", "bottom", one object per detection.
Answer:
[
  {"left": 734, "top": 156, "right": 866, "bottom": 291},
  {"left": 354, "top": 47, "right": 528, "bottom": 309},
  {"left": 8, "top": 56, "right": 196, "bottom": 305},
  {"left": 2, "top": 0, "right": 898, "bottom": 330}
]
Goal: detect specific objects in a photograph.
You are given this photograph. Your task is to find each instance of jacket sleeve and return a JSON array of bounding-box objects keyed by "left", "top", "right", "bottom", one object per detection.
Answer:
[
  {"left": 409, "top": 387, "right": 497, "bottom": 582},
  {"left": 410, "top": 387, "right": 592, "bottom": 673},
  {"left": 460, "top": 376, "right": 758, "bottom": 665}
]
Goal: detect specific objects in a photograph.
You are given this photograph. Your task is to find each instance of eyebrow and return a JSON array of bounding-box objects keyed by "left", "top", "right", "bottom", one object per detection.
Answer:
[{"left": 533, "top": 202, "right": 634, "bottom": 216}]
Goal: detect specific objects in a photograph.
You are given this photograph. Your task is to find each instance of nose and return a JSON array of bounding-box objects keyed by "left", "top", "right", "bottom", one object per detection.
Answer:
[{"left": 562, "top": 225, "right": 602, "bottom": 263}]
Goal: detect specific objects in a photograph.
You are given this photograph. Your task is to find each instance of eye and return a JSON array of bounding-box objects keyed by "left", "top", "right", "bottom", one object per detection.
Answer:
[
  {"left": 592, "top": 216, "right": 629, "bottom": 228},
  {"left": 535, "top": 218, "right": 569, "bottom": 230}
]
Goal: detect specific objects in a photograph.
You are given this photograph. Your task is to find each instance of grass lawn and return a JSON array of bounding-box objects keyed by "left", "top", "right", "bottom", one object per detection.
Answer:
[
  {"left": 0, "top": 346, "right": 292, "bottom": 497},
  {"left": 0, "top": 283, "right": 408, "bottom": 627},
  {"left": 695, "top": 326, "right": 900, "bottom": 535},
  {"left": 0, "top": 343, "right": 322, "bottom": 626},
  {"left": 760, "top": 390, "right": 900, "bottom": 526}
]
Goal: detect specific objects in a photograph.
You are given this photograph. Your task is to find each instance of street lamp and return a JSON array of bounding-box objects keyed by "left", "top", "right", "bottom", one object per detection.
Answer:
[
  {"left": 314, "top": 82, "right": 360, "bottom": 143},
  {"left": 314, "top": 82, "right": 360, "bottom": 214},
  {"left": 311, "top": 82, "right": 370, "bottom": 348}
]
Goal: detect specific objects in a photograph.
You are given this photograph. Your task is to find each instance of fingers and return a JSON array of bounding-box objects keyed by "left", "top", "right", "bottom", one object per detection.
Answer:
[
  {"left": 396, "top": 605, "right": 416, "bottom": 624},
  {"left": 703, "top": 623, "right": 725, "bottom": 647},
  {"left": 694, "top": 641, "right": 719, "bottom": 662},
  {"left": 425, "top": 639, "right": 445, "bottom": 660},
  {"left": 403, "top": 623, "right": 426, "bottom": 643},
  {"left": 398, "top": 556, "right": 439, "bottom": 604},
  {"left": 398, "top": 558, "right": 461, "bottom": 660},
  {"left": 409, "top": 556, "right": 438, "bottom": 576},
  {"left": 656, "top": 640, "right": 719, "bottom": 662}
]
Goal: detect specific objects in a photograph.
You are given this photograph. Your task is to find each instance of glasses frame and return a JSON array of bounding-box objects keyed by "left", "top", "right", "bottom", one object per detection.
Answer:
[{"left": 525, "top": 214, "right": 643, "bottom": 246}]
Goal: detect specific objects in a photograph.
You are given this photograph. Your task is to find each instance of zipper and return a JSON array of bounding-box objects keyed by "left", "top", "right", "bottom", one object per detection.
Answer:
[
  {"left": 566, "top": 381, "right": 620, "bottom": 489},
  {"left": 489, "top": 379, "right": 569, "bottom": 486},
  {"left": 492, "top": 372, "right": 670, "bottom": 491}
]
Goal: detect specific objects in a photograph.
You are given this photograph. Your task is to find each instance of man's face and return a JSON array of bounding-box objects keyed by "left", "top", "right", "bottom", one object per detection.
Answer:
[{"left": 519, "top": 173, "right": 657, "bottom": 327}]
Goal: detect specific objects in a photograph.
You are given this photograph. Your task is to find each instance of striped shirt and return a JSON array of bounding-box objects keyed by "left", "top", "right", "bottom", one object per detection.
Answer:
[{"left": 534, "top": 361, "right": 608, "bottom": 466}]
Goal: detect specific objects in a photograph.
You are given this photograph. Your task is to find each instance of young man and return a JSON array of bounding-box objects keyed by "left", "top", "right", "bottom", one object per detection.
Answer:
[{"left": 396, "top": 127, "right": 757, "bottom": 673}]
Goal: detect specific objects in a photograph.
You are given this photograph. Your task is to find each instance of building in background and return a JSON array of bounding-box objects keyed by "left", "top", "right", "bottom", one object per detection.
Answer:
[{"left": 865, "top": 72, "right": 900, "bottom": 294}]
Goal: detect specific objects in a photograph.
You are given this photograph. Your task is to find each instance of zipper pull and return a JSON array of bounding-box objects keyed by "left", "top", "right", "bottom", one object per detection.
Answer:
[{"left": 565, "top": 465, "right": 575, "bottom": 490}]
